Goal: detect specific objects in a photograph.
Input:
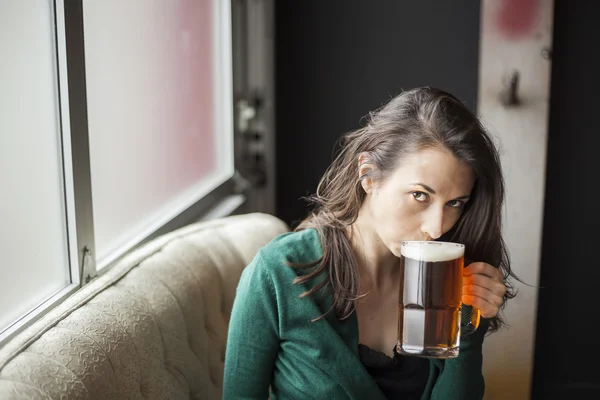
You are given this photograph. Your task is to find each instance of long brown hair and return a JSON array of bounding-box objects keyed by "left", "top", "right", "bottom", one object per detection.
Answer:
[{"left": 293, "top": 87, "right": 515, "bottom": 333}]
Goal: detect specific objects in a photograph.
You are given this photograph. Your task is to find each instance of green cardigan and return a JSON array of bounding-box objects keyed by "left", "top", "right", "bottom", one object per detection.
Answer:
[{"left": 223, "top": 228, "right": 489, "bottom": 399}]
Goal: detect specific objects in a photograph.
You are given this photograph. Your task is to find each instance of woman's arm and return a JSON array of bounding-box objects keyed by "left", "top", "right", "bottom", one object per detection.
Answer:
[
  {"left": 223, "top": 252, "right": 280, "bottom": 399},
  {"left": 429, "top": 317, "right": 489, "bottom": 400}
]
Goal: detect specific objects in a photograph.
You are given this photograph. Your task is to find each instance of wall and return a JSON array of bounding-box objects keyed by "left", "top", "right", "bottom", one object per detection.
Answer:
[
  {"left": 532, "top": 1, "right": 600, "bottom": 398},
  {"left": 275, "top": 0, "right": 481, "bottom": 227}
]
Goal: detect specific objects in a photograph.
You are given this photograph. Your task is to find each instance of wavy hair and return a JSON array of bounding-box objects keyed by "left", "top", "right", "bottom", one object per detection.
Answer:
[{"left": 293, "top": 87, "right": 516, "bottom": 333}]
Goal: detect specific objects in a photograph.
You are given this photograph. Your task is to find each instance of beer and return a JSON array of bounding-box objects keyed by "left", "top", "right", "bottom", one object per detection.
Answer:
[{"left": 396, "top": 241, "right": 464, "bottom": 359}]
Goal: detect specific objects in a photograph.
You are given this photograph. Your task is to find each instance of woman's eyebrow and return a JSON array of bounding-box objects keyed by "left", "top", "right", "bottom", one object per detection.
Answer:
[
  {"left": 410, "top": 182, "right": 436, "bottom": 194},
  {"left": 453, "top": 194, "right": 471, "bottom": 201}
]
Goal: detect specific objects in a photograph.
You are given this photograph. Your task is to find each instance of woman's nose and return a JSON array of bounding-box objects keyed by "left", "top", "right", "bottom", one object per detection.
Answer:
[{"left": 421, "top": 208, "right": 444, "bottom": 240}]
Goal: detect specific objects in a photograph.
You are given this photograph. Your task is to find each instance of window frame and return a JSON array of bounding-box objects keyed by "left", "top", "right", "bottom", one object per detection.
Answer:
[{"left": 0, "top": 0, "right": 244, "bottom": 348}]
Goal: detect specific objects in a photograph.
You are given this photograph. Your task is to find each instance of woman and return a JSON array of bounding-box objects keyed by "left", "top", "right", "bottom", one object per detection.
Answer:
[{"left": 223, "top": 87, "right": 514, "bottom": 399}]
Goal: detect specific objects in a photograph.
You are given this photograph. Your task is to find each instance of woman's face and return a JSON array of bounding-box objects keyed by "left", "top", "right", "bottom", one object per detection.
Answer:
[{"left": 359, "top": 147, "right": 475, "bottom": 258}]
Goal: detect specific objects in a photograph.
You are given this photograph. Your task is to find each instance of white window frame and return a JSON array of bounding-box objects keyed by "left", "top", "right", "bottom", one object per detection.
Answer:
[{"left": 0, "top": 0, "right": 245, "bottom": 348}]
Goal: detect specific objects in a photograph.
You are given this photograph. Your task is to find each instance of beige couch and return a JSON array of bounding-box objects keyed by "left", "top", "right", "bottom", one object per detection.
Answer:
[{"left": 0, "top": 213, "right": 289, "bottom": 399}]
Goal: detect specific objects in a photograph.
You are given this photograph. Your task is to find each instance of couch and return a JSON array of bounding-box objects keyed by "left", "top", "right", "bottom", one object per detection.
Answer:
[{"left": 0, "top": 212, "right": 289, "bottom": 399}]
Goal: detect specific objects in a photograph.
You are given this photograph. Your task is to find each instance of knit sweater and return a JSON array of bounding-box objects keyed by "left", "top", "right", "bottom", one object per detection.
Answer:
[{"left": 223, "top": 228, "right": 489, "bottom": 399}]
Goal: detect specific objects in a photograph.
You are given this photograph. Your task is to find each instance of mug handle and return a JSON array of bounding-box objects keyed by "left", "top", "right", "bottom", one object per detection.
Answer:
[{"left": 461, "top": 305, "right": 481, "bottom": 336}]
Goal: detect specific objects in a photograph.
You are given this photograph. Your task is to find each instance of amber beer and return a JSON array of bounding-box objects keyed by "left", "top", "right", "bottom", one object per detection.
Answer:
[{"left": 396, "top": 241, "right": 466, "bottom": 358}]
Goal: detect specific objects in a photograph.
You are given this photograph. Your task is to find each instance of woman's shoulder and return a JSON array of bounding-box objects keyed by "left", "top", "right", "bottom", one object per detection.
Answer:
[
  {"left": 241, "top": 228, "right": 322, "bottom": 284},
  {"left": 238, "top": 228, "right": 323, "bottom": 296},
  {"left": 258, "top": 227, "right": 322, "bottom": 266}
]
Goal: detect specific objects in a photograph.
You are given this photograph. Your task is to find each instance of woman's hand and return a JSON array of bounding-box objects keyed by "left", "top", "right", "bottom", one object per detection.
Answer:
[{"left": 462, "top": 262, "right": 507, "bottom": 318}]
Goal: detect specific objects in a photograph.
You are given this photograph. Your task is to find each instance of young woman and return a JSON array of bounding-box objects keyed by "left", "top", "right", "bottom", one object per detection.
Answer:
[{"left": 223, "top": 87, "right": 514, "bottom": 400}]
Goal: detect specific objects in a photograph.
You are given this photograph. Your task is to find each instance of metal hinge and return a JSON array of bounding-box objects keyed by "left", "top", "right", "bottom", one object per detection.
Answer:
[
  {"left": 236, "top": 95, "right": 268, "bottom": 188},
  {"left": 79, "top": 246, "right": 97, "bottom": 284}
]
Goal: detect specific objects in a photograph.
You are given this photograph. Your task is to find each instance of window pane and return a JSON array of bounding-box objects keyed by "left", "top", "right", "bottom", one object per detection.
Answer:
[
  {"left": 0, "top": 2, "right": 71, "bottom": 332},
  {"left": 83, "top": 0, "right": 234, "bottom": 265}
]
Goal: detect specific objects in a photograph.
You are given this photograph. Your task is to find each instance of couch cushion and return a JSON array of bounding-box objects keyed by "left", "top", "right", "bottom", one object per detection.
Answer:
[{"left": 0, "top": 212, "right": 288, "bottom": 400}]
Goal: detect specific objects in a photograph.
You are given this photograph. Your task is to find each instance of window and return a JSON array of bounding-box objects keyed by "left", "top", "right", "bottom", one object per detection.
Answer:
[
  {"left": 0, "top": 1, "right": 76, "bottom": 336},
  {"left": 82, "top": 0, "right": 234, "bottom": 267},
  {"left": 0, "top": 0, "right": 239, "bottom": 345}
]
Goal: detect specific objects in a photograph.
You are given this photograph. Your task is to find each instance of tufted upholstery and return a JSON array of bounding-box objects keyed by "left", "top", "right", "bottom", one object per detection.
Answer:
[{"left": 0, "top": 212, "right": 289, "bottom": 400}]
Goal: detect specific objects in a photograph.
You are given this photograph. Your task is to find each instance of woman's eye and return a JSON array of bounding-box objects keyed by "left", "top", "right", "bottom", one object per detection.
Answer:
[
  {"left": 412, "top": 192, "right": 429, "bottom": 202},
  {"left": 447, "top": 199, "right": 464, "bottom": 208}
]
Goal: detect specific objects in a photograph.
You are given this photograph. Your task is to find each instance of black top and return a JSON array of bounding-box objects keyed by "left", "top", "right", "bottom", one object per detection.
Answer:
[{"left": 358, "top": 344, "right": 430, "bottom": 400}]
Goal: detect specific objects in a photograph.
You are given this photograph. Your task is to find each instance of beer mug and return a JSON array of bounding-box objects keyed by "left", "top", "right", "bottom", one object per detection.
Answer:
[{"left": 396, "top": 241, "right": 480, "bottom": 359}]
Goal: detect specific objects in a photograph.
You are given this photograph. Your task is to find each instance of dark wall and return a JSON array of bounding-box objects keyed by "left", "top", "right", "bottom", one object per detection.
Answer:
[
  {"left": 532, "top": 1, "right": 600, "bottom": 398},
  {"left": 274, "top": 0, "right": 481, "bottom": 227}
]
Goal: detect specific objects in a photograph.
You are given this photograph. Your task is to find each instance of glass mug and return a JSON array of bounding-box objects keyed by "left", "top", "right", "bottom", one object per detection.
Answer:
[{"left": 396, "top": 241, "right": 480, "bottom": 359}]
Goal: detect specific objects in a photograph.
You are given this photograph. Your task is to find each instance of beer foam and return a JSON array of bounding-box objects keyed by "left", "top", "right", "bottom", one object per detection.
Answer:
[{"left": 400, "top": 241, "right": 464, "bottom": 262}]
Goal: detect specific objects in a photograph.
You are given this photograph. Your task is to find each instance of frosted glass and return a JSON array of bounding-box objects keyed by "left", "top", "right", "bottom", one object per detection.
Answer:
[
  {"left": 0, "top": 2, "right": 71, "bottom": 332},
  {"left": 83, "top": 0, "right": 233, "bottom": 264}
]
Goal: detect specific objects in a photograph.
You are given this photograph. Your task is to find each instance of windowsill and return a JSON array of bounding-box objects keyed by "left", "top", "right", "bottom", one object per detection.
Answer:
[{"left": 198, "top": 193, "right": 246, "bottom": 221}]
